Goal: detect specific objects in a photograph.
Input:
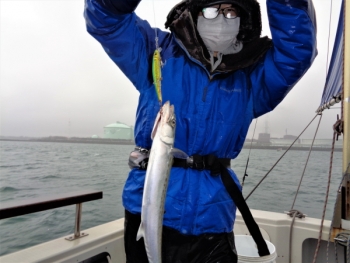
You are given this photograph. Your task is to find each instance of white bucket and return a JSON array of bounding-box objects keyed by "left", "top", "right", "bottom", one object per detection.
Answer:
[{"left": 235, "top": 235, "right": 277, "bottom": 263}]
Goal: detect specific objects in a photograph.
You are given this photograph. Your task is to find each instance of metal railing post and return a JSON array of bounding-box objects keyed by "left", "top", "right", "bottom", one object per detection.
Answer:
[
  {"left": 74, "top": 203, "right": 82, "bottom": 238},
  {"left": 66, "top": 203, "right": 88, "bottom": 241}
]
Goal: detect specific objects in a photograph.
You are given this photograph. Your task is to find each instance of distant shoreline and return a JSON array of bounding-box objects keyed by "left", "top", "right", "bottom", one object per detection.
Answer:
[
  {"left": 242, "top": 144, "right": 342, "bottom": 152},
  {"left": 0, "top": 137, "right": 135, "bottom": 146},
  {"left": 0, "top": 138, "right": 342, "bottom": 152}
]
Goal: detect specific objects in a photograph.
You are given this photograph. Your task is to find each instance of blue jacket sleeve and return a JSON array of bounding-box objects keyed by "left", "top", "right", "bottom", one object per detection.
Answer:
[
  {"left": 84, "top": 0, "right": 162, "bottom": 91},
  {"left": 251, "top": 0, "right": 317, "bottom": 118}
]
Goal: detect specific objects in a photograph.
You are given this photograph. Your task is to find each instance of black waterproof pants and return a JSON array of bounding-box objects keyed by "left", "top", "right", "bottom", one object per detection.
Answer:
[{"left": 124, "top": 210, "right": 238, "bottom": 263}]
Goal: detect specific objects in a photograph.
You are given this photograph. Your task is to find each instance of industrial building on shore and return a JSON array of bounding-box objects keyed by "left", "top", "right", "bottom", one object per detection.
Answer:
[{"left": 103, "top": 121, "right": 133, "bottom": 140}]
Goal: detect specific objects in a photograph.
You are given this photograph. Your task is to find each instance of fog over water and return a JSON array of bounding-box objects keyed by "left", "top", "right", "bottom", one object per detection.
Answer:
[{"left": 0, "top": 0, "right": 343, "bottom": 140}]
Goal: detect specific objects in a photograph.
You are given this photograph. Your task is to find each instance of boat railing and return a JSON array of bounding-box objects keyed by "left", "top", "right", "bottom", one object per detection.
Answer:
[{"left": 0, "top": 190, "right": 103, "bottom": 240}]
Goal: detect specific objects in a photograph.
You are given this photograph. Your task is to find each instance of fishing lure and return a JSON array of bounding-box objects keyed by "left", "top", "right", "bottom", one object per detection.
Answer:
[{"left": 152, "top": 48, "right": 163, "bottom": 106}]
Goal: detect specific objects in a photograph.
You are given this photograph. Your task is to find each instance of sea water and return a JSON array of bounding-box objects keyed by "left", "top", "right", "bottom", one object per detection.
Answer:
[{"left": 0, "top": 140, "right": 343, "bottom": 256}]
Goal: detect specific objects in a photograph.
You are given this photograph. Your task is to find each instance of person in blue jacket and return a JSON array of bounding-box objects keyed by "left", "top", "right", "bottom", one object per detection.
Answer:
[{"left": 84, "top": 0, "right": 317, "bottom": 261}]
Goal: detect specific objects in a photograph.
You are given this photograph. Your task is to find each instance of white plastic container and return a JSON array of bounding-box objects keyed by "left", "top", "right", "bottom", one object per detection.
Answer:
[{"left": 235, "top": 235, "right": 277, "bottom": 263}]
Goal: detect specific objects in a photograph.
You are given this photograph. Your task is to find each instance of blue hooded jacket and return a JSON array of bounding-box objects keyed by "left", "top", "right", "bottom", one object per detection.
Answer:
[{"left": 84, "top": 0, "right": 317, "bottom": 235}]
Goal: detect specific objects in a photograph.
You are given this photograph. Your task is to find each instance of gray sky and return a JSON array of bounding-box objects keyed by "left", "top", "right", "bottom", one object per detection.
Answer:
[{"left": 0, "top": 0, "right": 343, "bottom": 139}]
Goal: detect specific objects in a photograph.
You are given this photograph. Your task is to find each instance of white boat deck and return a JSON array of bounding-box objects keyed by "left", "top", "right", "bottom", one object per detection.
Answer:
[{"left": 1, "top": 209, "right": 343, "bottom": 263}]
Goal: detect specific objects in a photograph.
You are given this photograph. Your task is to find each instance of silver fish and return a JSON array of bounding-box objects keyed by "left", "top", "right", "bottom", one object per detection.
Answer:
[{"left": 136, "top": 101, "right": 176, "bottom": 263}]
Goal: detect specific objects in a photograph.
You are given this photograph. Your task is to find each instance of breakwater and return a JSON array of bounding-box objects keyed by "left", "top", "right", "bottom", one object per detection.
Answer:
[{"left": 0, "top": 137, "right": 342, "bottom": 151}]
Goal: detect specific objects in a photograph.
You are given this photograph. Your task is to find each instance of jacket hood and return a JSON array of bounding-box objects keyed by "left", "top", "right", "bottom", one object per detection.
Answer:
[
  {"left": 166, "top": 0, "right": 262, "bottom": 43},
  {"left": 165, "top": 0, "right": 272, "bottom": 74}
]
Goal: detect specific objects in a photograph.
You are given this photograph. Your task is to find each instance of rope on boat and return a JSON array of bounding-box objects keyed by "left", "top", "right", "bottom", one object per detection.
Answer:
[
  {"left": 286, "top": 209, "right": 306, "bottom": 263},
  {"left": 327, "top": 172, "right": 345, "bottom": 263},
  {"left": 284, "top": 113, "right": 342, "bottom": 263},
  {"left": 241, "top": 118, "right": 258, "bottom": 189},
  {"left": 243, "top": 113, "right": 343, "bottom": 263},
  {"left": 328, "top": 162, "right": 350, "bottom": 263},
  {"left": 285, "top": 114, "right": 322, "bottom": 263},
  {"left": 243, "top": 112, "right": 338, "bottom": 263},
  {"left": 334, "top": 114, "right": 344, "bottom": 140},
  {"left": 291, "top": 114, "right": 323, "bottom": 210},
  {"left": 313, "top": 118, "right": 340, "bottom": 263},
  {"left": 244, "top": 113, "right": 320, "bottom": 201}
]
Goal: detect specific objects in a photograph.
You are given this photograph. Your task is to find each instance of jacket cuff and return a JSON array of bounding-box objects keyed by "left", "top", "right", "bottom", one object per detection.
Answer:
[{"left": 96, "top": 0, "right": 141, "bottom": 15}]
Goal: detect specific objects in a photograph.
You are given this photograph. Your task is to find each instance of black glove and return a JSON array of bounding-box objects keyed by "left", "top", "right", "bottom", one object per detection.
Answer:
[{"left": 97, "top": 0, "right": 142, "bottom": 15}]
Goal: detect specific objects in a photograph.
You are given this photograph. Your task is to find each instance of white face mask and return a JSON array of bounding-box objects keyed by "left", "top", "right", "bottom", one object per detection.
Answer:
[{"left": 197, "top": 14, "right": 242, "bottom": 54}]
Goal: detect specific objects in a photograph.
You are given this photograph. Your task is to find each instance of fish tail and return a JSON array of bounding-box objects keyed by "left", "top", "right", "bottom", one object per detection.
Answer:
[{"left": 136, "top": 222, "right": 145, "bottom": 241}]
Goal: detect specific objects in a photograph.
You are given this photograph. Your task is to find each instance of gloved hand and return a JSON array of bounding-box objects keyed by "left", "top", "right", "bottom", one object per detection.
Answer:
[
  {"left": 96, "top": 0, "right": 142, "bottom": 15},
  {"left": 128, "top": 147, "right": 149, "bottom": 169}
]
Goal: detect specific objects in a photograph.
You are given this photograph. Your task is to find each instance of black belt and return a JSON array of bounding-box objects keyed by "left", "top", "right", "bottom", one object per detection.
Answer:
[
  {"left": 173, "top": 154, "right": 230, "bottom": 172},
  {"left": 140, "top": 152, "right": 270, "bottom": 257}
]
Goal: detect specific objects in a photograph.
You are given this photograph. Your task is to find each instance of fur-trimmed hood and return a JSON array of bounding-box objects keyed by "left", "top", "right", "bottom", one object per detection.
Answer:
[
  {"left": 166, "top": 0, "right": 262, "bottom": 43},
  {"left": 165, "top": 0, "right": 272, "bottom": 74}
]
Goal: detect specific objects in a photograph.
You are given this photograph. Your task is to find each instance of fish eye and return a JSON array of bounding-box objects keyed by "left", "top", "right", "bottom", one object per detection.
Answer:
[{"left": 169, "top": 115, "right": 176, "bottom": 127}]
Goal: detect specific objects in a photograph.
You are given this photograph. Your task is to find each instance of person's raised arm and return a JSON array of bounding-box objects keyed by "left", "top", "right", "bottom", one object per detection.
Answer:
[
  {"left": 84, "top": 0, "right": 160, "bottom": 91},
  {"left": 251, "top": 0, "right": 317, "bottom": 118},
  {"left": 95, "top": 0, "right": 141, "bottom": 15}
]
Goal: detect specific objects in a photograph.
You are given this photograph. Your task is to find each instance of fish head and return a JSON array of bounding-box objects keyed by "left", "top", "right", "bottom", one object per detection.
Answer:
[{"left": 159, "top": 101, "right": 176, "bottom": 145}]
